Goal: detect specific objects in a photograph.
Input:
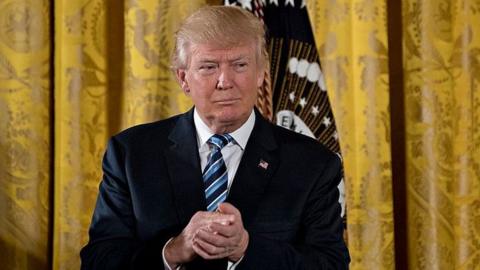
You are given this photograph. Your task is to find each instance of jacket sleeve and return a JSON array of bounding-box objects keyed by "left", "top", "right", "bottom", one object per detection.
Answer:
[
  {"left": 237, "top": 153, "right": 350, "bottom": 270},
  {"left": 80, "top": 137, "right": 174, "bottom": 270}
]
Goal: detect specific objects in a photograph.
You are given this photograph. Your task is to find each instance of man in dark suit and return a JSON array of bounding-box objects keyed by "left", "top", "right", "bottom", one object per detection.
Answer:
[{"left": 81, "top": 5, "right": 349, "bottom": 270}]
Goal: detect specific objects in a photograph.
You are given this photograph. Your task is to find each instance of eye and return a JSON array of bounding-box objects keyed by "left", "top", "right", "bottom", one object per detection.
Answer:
[
  {"left": 200, "top": 65, "right": 216, "bottom": 70},
  {"left": 198, "top": 64, "right": 217, "bottom": 74},
  {"left": 234, "top": 62, "right": 248, "bottom": 71}
]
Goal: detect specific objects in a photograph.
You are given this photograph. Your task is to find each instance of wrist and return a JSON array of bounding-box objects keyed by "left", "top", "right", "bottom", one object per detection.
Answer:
[{"left": 165, "top": 236, "right": 191, "bottom": 268}]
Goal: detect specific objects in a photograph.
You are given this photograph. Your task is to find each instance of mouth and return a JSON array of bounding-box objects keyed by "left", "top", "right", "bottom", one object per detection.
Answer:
[{"left": 214, "top": 98, "right": 240, "bottom": 105}]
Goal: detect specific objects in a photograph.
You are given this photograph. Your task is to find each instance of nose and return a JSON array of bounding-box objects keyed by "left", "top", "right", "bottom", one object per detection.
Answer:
[{"left": 216, "top": 69, "right": 233, "bottom": 90}]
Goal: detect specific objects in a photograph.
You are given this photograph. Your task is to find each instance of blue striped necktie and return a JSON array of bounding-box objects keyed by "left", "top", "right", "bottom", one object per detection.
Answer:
[{"left": 203, "top": 134, "right": 233, "bottom": 212}]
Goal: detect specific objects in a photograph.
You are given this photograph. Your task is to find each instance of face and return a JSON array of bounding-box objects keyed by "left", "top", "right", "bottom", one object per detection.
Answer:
[{"left": 176, "top": 42, "right": 264, "bottom": 133}]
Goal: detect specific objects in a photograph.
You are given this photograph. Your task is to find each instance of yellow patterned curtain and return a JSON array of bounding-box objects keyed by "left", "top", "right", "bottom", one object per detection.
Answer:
[
  {"left": 0, "top": 0, "right": 51, "bottom": 269},
  {"left": 54, "top": 0, "right": 111, "bottom": 268},
  {"left": 1, "top": 0, "right": 479, "bottom": 269},
  {"left": 308, "top": 0, "right": 395, "bottom": 269},
  {"left": 403, "top": 1, "right": 480, "bottom": 269},
  {"left": 309, "top": 0, "right": 480, "bottom": 269}
]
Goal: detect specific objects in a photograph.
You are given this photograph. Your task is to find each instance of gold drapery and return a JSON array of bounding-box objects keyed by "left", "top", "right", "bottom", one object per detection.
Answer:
[
  {"left": 403, "top": 1, "right": 480, "bottom": 269},
  {"left": 308, "top": 1, "right": 395, "bottom": 268},
  {"left": 0, "top": 0, "right": 479, "bottom": 269},
  {"left": 309, "top": 0, "right": 480, "bottom": 269},
  {"left": 0, "top": 0, "right": 51, "bottom": 268}
]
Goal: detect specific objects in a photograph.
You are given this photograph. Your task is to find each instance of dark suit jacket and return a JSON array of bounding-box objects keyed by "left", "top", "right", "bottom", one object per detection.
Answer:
[{"left": 80, "top": 108, "right": 350, "bottom": 270}]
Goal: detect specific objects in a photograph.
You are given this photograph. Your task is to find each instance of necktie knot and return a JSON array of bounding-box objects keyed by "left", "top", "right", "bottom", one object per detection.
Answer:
[{"left": 208, "top": 134, "right": 233, "bottom": 150}]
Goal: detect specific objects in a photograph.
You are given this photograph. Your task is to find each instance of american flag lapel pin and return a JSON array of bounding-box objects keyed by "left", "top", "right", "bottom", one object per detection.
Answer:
[{"left": 258, "top": 159, "right": 269, "bottom": 170}]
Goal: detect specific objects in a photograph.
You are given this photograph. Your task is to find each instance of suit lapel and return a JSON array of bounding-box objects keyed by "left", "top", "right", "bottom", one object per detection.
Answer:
[
  {"left": 164, "top": 109, "right": 280, "bottom": 229},
  {"left": 164, "top": 109, "right": 206, "bottom": 225},
  {"left": 227, "top": 111, "right": 279, "bottom": 228}
]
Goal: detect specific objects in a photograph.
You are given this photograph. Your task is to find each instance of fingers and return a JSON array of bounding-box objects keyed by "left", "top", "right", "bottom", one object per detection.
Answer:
[
  {"left": 188, "top": 207, "right": 247, "bottom": 260},
  {"left": 206, "top": 212, "right": 235, "bottom": 225},
  {"left": 193, "top": 227, "right": 248, "bottom": 261},
  {"left": 192, "top": 211, "right": 235, "bottom": 226},
  {"left": 193, "top": 235, "right": 234, "bottom": 259},
  {"left": 217, "top": 202, "right": 241, "bottom": 217},
  {"left": 208, "top": 222, "right": 236, "bottom": 238},
  {"left": 188, "top": 211, "right": 235, "bottom": 236},
  {"left": 196, "top": 228, "right": 237, "bottom": 247},
  {"left": 193, "top": 225, "right": 243, "bottom": 259}
]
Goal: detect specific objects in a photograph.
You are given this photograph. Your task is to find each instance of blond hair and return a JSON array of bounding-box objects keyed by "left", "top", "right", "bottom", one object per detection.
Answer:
[{"left": 171, "top": 6, "right": 267, "bottom": 70}]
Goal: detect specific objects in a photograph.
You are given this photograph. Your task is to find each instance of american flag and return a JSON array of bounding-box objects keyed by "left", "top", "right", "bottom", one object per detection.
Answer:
[{"left": 258, "top": 159, "right": 269, "bottom": 170}]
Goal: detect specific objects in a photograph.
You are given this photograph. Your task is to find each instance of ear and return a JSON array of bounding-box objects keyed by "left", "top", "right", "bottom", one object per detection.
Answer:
[
  {"left": 176, "top": 69, "right": 190, "bottom": 95},
  {"left": 256, "top": 68, "right": 266, "bottom": 88}
]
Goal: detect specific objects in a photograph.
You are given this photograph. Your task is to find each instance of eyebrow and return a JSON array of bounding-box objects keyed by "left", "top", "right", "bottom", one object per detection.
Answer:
[
  {"left": 197, "top": 55, "right": 251, "bottom": 63},
  {"left": 230, "top": 55, "right": 250, "bottom": 62},
  {"left": 197, "top": 59, "right": 218, "bottom": 64}
]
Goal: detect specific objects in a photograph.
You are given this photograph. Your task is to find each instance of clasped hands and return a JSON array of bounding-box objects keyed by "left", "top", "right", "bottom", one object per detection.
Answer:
[{"left": 164, "top": 202, "right": 249, "bottom": 268}]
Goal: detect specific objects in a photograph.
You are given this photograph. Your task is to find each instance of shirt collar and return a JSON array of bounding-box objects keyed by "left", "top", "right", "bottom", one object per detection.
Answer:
[{"left": 194, "top": 108, "right": 255, "bottom": 151}]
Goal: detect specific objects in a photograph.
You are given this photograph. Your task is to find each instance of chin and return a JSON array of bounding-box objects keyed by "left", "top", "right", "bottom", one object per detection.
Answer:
[{"left": 216, "top": 109, "right": 248, "bottom": 125}]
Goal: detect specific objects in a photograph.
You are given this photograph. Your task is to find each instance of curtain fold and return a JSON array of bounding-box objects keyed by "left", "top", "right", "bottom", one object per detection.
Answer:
[
  {"left": 403, "top": 1, "right": 480, "bottom": 269},
  {"left": 0, "top": 0, "right": 51, "bottom": 269},
  {"left": 307, "top": 1, "right": 395, "bottom": 269},
  {"left": 53, "top": 0, "right": 110, "bottom": 268}
]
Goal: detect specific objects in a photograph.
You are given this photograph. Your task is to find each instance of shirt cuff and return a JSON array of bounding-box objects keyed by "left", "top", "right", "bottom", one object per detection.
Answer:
[
  {"left": 228, "top": 256, "right": 244, "bottom": 270},
  {"left": 162, "top": 238, "right": 182, "bottom": 270}
]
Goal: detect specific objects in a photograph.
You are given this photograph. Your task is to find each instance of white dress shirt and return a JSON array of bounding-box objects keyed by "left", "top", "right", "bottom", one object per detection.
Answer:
[{"left": 162, "top": 108, "right": 256, "bottom": 270}]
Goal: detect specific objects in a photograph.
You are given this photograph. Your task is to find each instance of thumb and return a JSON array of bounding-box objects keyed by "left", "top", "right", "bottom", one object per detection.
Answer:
[{"left": 217, "top": 202, "right": 240, "bottom": 216}]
